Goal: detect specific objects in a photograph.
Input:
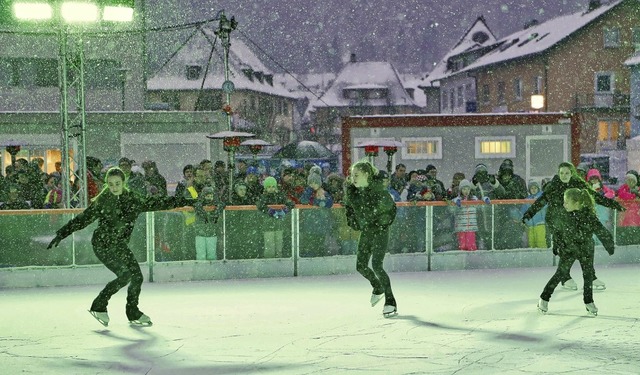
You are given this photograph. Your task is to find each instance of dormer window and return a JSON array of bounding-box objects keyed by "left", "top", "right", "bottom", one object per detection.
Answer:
[
  {"left": 186, "top": 65, "right": 201, "bottom": 80},
  {"left": 264, "top": 74, "right": 273, "bottom": 86},
  {"left": 254, "top": 71, "right": 264, "bottom": 83},
  {"left": 242, "top": 68, "right": 253, "bottom": 81}
]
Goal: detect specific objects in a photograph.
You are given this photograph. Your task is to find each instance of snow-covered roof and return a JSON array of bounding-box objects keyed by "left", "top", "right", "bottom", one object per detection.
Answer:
[
  {"left": 624, "top": 53, "right": 640, "bottom": 66},
  {"left": 449, "top": 0, "right": 624, "bottom": 77},
  {"left": 427, "top": 16, "right": 497, "bottom": 85},
  {"left": 310, "top": 61, "right": 419, "bottom": 108},
  {"left": 147, "top": 27, "right": 296, "bottom": 99}
]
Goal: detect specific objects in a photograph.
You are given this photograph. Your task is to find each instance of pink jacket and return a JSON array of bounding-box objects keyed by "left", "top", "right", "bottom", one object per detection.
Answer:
[
  {"left": 586, "top": 169, "right": 615, "bottom": 198},
  {"left": 616, "top": 184, "right": 640, "bottom": 226}
]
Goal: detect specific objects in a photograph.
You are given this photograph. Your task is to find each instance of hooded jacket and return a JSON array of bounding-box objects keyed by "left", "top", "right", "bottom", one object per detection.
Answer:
[
  {"left": 586, "top": 169, "right": 615, "bottom": 199},
  {"left": 562, "top": 207, "right": 614, "bottom": 256}
]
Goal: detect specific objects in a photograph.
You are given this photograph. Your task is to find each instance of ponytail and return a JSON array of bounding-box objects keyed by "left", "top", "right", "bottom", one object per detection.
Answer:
[{"left": 350, "top": 159, "right": 379, "bottom": 184}]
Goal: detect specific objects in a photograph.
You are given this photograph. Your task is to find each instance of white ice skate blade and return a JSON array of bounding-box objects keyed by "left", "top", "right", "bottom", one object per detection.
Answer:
[
  {"left": 370, "top": 293, "right": 384, "bottom": 307},
  {"left": 129, "top": 314, "right": 153, "bottom": 326},
  {"left": 88, "top": 310, "right": 109, "bottom": 327},
  {"left": 382, "top": 305, "right": 397, "bottom": 318}
]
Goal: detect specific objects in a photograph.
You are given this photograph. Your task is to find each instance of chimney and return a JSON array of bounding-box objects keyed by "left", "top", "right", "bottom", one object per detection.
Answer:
[
  {"left": 350, "top": 53, "right": 357, "bottom": 63},
  {"left": 587, "top": 0, "right": 601, "bottom": 12}
]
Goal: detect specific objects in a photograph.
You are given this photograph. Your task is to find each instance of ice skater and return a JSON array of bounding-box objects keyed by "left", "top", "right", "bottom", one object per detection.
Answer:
[
  {"left": 344, "top": 160, "right": 398, "bottom": 317},
  {"left": 537, "top": 188, "right": 615, "bottom": 316},
  {"left": 522, "top": 162, "right": 622, "bottom": 290},
  {"left": 47, "top": 167, "right": 192, "bottom": 326}
]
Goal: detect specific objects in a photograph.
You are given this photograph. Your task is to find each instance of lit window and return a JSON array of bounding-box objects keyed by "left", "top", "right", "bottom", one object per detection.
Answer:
[
  {"left": 401, "top": 137, "right": 442, "bottom": 160},
  {"left": 475, "top": 136, "right": 516, "bottom": 158}
]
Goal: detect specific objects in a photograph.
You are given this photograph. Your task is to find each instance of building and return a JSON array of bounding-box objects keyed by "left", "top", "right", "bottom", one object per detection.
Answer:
[{"left": 146, "top": 28, "right": 298, "bottom": 146}]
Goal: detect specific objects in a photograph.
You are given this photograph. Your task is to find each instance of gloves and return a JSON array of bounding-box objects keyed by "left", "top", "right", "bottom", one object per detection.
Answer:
[
  {"left": 47, "top": 235, "right": 62, "bottom": 249},
  {"left": 282, "top": 207, "right": 290, "bottom": 214},
  {"left": 552, "top": 245, "right": 558, "bottom": 256},
  {"left": 521, "top": 211, "right": 533, "bottom": 224},
  {"left": 267, "top": 208, "right": 277, "bottom": 217},
  {"left": 452, "top": 197, "right": 462, "bottom": 207},
  {"left": 483, "top": 196, "right": 491, "bottom": 204}
]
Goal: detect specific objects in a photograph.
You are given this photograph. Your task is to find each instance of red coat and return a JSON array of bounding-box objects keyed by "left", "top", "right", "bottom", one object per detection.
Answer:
[{"left": 616, "top": 184, "right": 640, "bottom": 227}]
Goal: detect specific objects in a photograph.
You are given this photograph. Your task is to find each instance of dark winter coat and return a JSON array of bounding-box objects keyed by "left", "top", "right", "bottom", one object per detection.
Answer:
[
  {"left": 194, "top": 196, "right": 225, "bottom": 237},
  {"left": 344, "top": 179, "right": 396, "bottom": 231},
  {"left": 562, "top": 207, "right": 614, "bottom": 256},
  {"left": 55, "top": 190, "right": 190, "bottom": 247},
  {"left": 522, "top": 175, "right": 623, "bottom": 229}
]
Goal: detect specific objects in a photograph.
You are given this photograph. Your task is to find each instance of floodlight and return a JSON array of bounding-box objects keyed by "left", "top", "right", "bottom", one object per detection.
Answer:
[
  {"left": 61, "top": 2, "right": 99, "bottom": 23},
  {"left": 13, "top": 2, "right": 53, "bottom": 20},
  {"left": 102, "top": 5, "right": 133, "bottom": 22}
]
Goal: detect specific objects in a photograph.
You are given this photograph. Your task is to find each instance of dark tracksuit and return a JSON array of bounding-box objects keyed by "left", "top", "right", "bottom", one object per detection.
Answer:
[
  {"left": 540, "top": 207, "right": 614, "bottom": 304},
  {"left": 344, "top": 179, "right": 397, "bottom": 307},
  {"left": 523, "top": 175, "right": 622, "bottom": 282},
  {"left": 55, "top": 190, "right": 190, "bottom": 320}
]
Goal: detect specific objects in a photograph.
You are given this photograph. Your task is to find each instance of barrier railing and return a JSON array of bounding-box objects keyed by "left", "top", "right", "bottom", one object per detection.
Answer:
[{"left": 1, "top": 200, "right": 638, "bottom": 285}]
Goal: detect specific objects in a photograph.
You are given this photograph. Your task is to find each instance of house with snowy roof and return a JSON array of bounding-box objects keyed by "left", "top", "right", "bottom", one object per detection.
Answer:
[
  {"left": 431, "top": 0, "right": 639, "bottom": 160},
  {"left": 307, "top": 54, "right": 423, "bottom": 145},
  {"left": 146, "top": 27, "right": 298, "bottom": 145}
]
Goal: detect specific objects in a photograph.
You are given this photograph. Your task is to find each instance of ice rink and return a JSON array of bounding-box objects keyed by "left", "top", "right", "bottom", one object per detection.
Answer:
[{"left": 1, "top": 264, "right": 639, "bottom": 375}]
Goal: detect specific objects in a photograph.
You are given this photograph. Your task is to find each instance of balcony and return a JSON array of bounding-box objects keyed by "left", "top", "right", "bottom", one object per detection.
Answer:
[{"left": 574, "top": 92, "right": 630, "bottom": 109}]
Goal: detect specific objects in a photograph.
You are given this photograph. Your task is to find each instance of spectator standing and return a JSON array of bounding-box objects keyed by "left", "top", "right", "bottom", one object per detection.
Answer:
[
  {"left": 118, "top": 158, "right": 146, "bottom": 197},
  {"left": 586, "top": 168, "right": 615, "bottom": 245},
  {"left": 174, "top": 164, "right": 195, "bottom": 200},
  {"left": 472, "top": 164, "right": 506, "bottom": 249},
  {"left": 325, "top": 173, "right": 345, "bottom": 204},
  {"left": 229, "top": 181, "right": 255, "bottom": 205},
  {"left": 425, "top": 164, "right": 446, "bottom": 196},
  {"left": 235, "top": 159, "right": 248, "bottom": 181},
  {"left": 212, "top": 160, "right": 228, "bottom": 200},
  {"left": 299, "top": 165, "right": 334, "bottom": 257},
  {"left": 279, "top": 167, "right": 304, "bottom": 204},
  {"left": 495, "top": 159, "right": 528, "bottom": 250},
  {"left": 450, "top": 179, "right": 482, "bottom": 251},
  {"left": 245, "top": 166, "right": 263, "bottom": 202},
  {"left": 256, "top": 177, "right": 295, "bottom": 258},
  {"left": 520, "top": 181, "right": 547, "bottom": 248},
  {"left": 16, "top": 170, "right": 45, "bottom": 208},
  {"left": 142, "top": 160, "right": 168, "bottom": 196},
  {"left": 446, "top": 172, "right": 466, "bottom": 200},
  {"left": 0, "top": 183, "right": 30, "bottom": 210},
  {"left": 615, "top": 172, "right": 640, "bottom": 246},
  {"left": 390, "top": 163, "right": 407, "bottom": 197},
  {"left": 43, "top": 174, "right": 63, "bottom": 209},
  {"left": 193, "top": 186, "right": 225, "bottom": 260}
]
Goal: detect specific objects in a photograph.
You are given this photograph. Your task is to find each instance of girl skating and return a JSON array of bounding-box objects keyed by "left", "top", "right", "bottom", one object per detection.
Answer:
[
  {"left": 537, "top": 188, "right": 615, "bottom": 316},
  {"left": 344, "top": 160, "right": 398, "bottom": 317},
  {"left": 47, "top": 167, "right": 192, "bottom": 326}
]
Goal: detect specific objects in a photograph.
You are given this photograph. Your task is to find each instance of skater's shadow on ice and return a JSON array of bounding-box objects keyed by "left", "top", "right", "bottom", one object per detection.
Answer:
[{"left": 397, "top": 314, "right": 545, "bottom": 344}]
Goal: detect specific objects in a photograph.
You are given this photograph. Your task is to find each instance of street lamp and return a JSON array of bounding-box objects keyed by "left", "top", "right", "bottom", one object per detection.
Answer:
[
  {"left": 531, "top": 94, "right": 544, "bottom": 112},
  {"left": 11, "top": 0, "right": 135, "bottom": 208}
]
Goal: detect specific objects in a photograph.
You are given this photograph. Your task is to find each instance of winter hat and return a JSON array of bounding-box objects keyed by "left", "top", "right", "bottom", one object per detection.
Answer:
[
  {"left": 474, "top": 163, "right": 488, "bottom": 174},
  {"left": 459, "top": 179, "right": 474, "bottom": 189},
  {"left": 246, "top": 166, "right": 259, "bottom": 176},
  {"left": 626, "top": 173, "right": 637, "bottom": 184},
  {"left": 576, "top": 162, "right": 589, "bottom": 173},
  {"left": 528, "top": 180, "right": 541, "bottom": 191},
  {"left": 307, "top": 165, "right": 323, "bottom": 186},
  {"left": 377, "top": 170, "right": 389, "bottom": 180},
  {"left": 263, "top": 176, "right": 278, "bottom": 188},
  {"left": 586, "top": 169, "right": 602, "bottom": 181}
]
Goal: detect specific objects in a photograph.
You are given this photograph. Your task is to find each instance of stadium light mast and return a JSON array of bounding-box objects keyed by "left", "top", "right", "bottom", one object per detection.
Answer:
[{"left": 12, "top": 0, "right": 134, "bottom": 208}]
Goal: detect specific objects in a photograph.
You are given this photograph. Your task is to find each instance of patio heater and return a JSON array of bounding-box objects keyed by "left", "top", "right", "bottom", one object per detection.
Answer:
[
  {"left": 206, "top": 131, "right": 254, "bottom": 200},
  {"left": 240, "top": 139, "right": 273, "bottom": 162},
  {"left": 355, "top": 140, "right": 403, "bottom": 173}
]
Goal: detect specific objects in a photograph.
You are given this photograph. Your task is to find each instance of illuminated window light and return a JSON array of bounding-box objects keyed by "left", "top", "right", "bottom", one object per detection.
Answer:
[
  {"left": 61, "top": 2, "right": 99, "bottom": 23},
  {"left": 103, "top": 6, "right": 134, "bottom": 22},
  {"left": 13, "top": 2, "right": 53, "bottom": 20}
]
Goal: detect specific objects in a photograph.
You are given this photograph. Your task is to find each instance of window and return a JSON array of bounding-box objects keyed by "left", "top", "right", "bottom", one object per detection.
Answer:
[
  {"left": 513, "top": 78, "right": 523, "bottom": 101},
  {"left": 603, "top": 27, "right": 620, "bottom": 48},
  {"left": 35, "top": 59, "right": 57, "bottom": 87},
  {"left": 449, "top": 88, "right": 455, "bottom": 110},
  {"left": 533, "top": 76, "right": 543, "bottom": 95},
  {"left": 595, "top": 72, "right": 614, "bottom": 93},
  {"left": 475, "top": 136, "right": 516, "bottom": 158},
  {"left": 85, "top": 59, "right": 121, "bottom": 89},
  {"left": 401, "top": 137, "right": 442, "bottom": 159},
  {"left": 456, "top": 86, "right": 464, "bottom": 107},
  {"left": 633, "top": 27, "right": 640, "bottom": 51},
  {"left": 598, "top": 120, "right": 631, "bottom": 141},
  {"left": 481, "top": 84, "right": 490, "bottom": 104},
  {"left": 186, "top": 65, "right": 202, "bottom": 80},
  {"left": 442, "top": 90, "right": 448, "bottom": 110},
  {"left": 497, "top": 81, "right": 505, "bottom": 104}
]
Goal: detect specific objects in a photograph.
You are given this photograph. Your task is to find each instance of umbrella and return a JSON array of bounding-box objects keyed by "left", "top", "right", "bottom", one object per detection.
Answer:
[{"left": 272, "top": 141, "right": 335, "bottom": 159}]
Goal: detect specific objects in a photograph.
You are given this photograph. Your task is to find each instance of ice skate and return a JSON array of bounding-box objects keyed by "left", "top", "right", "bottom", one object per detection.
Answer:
[
  {"left": 561, "top": 279, "right": 578, "bottom": 290},
  {"left": 370, "top": 292, "right": 384, "bottom": 307},
  {"left": 537, "top": 298, "right": 548, "bottom": 314},
  {"left": 88, "top": 310, "right": 109, "bottom": 327},
  {"left": 592, "top": 279, "right": 606, "bottom": 290},
  {"left": 129, "top": 313, "right": 153, "bottom": 326},
  {"left": 585, "top": 302, "right": 598, "bottom": 316},
  {"left": 382, "top": 305, "right": 397, "bottom": 318}
]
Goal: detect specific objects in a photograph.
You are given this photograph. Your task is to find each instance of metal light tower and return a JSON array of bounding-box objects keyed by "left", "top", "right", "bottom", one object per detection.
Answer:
[
  {"left": 12, "top": 0, "right": 134, "bottom": 208},
  {"left": 214, "top": 11, "right": 237, "bottom": 132}
]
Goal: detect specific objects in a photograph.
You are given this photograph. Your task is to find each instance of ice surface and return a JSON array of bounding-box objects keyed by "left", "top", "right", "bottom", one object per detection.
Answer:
[{"left": 1, "top": 264, "right": 639, "bottom": 374}]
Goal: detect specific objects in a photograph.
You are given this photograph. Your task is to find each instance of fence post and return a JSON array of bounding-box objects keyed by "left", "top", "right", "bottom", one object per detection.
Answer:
[
  {"left": 145, "top": 212, "right": 155, "bottom": 282},
  {"left": 425, "top": 205, "right": 432, "bottom": 271}
]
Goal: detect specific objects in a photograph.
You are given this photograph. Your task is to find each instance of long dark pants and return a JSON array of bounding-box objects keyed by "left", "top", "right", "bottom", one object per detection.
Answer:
[
  {"left": 91, "top": 242, "right": 144, "bottom": 320},
  {"left": 540, "top": 249, "right": 596, "bottom": 304},
  {"left": 356, "top": 227, "right": 396, "bottom": 307},
  {"left": 550, "top": 226, "right": 597, "bottom": 284}
]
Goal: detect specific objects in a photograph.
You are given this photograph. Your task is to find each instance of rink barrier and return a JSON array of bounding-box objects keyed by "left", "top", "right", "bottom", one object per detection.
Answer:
[{"left": 1, "top": 200, "right": 639, "bottom": 288}]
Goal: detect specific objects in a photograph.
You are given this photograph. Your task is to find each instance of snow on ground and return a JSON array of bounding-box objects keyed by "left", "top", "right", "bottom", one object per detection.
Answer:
[{"left": 1, "top": 264, "right": 639, "bottom": 374}]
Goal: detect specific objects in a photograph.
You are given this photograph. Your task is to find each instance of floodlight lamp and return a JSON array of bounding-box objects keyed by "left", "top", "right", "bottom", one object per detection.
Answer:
[
  {"left": 61, "top": 2, "right": 99, "bottom": 23},
  {"left": 531, "top": 94, "right": 544, "bottom": 110},
  {"left": 13, "top": 2, "right": 53, "bottom": 21},
  {"left": 102, "top": 5, "right": 133, "bottom": 22}
]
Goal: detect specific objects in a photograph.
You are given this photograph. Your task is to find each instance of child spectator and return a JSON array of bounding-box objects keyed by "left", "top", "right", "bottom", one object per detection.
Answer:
[
  {"left": 256, "top": 177, "right": 295, "bottom": 258},
  {"left": 586, "top": 168, "right": 615, "bottom": 245},
  {"left": 299, "top": 165, "right": 334, "bottom": 257},
  {"left": 43, "top": 174, "right": 63, "bottom": 209},
  {"left": 450, "top": 179, "right": 484, "bottom": 251},
  {"left": 520, "top": 181, "right": 547, "bottom": 248},
  {"left": 193, "top": 186, "right": 224, "bottom": 260}
]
